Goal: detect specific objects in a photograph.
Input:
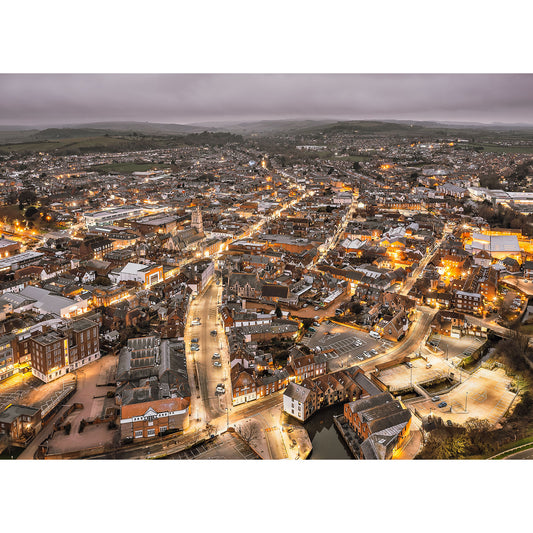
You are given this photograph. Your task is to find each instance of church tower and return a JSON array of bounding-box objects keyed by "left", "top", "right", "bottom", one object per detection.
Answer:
[{"left": 191, "top": 206, "right": 203, "bottom": 234}]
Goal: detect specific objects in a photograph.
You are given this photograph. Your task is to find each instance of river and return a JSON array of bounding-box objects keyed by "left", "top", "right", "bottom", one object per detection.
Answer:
[{"left": 303, "top": 404, "right": 354, "bottom": 460}]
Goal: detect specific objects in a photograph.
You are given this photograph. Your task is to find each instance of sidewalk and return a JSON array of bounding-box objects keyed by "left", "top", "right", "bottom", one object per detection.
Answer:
[{"left": 394, "top": 428, "right": 423, "bottom": 460}]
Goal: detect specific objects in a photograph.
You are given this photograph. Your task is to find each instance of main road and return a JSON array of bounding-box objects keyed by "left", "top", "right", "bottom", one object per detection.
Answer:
[
  {"left": 184, "top": 279, "right": 230, "bottom": 426},
  {"left": 360, "top": 305, "right": 437, "bottom": 371}
]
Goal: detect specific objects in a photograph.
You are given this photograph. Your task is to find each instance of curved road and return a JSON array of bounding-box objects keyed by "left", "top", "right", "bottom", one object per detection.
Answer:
[{"left": 504, "top": 447, "right": 533, "bottom": 460}]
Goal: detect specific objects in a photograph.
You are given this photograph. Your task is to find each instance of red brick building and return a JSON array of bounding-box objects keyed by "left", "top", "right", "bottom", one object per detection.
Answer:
[
  {"left": 344, "top": 391, "right": 411, "bottom": 460},
  {"left": 28, "top": 318, "right": 100, "bottom": 383},
  {"left": 120, "top": 397, "right": 190, "bottom": 440}
]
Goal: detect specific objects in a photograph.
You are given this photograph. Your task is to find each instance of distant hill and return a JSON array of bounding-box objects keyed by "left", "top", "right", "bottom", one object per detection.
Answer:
[
  {"left": 72, "top": 121, "right": 211, "bottom": 135},
  {"left": 188, "top": 119, "right": 337, "bottom": 135}
]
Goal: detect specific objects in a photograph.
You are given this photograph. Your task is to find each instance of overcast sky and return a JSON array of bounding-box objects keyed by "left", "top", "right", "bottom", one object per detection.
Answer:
[{"left": 1, "top": 74, "right": 533, "bottom": 127}]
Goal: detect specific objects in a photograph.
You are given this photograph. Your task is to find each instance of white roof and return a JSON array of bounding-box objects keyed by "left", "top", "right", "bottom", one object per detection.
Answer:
[
  {"left": 121, "top": 262, "right": 150, "bottom": 274},
  {"left": 472, "top": 233, "right": 520, "bottom": 253}
]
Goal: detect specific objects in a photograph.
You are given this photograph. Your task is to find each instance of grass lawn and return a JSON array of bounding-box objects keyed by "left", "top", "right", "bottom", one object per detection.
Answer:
[
  {"left": 519, "top": 324, "right": 533, "bottom": 335},
  {"left": 489, "top": 434, "right": 533, "bottom": 459}
]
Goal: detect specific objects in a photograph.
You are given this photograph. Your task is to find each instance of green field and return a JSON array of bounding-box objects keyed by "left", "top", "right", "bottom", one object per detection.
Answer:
[
  {"left": 332, "top": 155, "right": 372, "bottom": 162},
  {"left": 87, "top": 162, "right": 171, "bottom": 174},
  {"left": 0, "top": 135, "right": 170, "bottom": 156},
  {"left": 460, "top": 144, "right": 533, "bottom": 155}
]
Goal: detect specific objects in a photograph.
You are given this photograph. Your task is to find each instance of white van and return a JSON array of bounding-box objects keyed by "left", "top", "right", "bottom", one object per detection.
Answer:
[{"left": 369, "top": 331, "right": 381, "bottom": 340}]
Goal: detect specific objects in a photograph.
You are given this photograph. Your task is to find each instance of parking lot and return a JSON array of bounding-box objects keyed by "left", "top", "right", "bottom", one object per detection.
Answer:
[
  {"left": 414, "top": 367, "right": 515, "bottom": 427},
  {"left": 428, "top": 333, "right": 485, "bottom": 364},
  {"left": 378, "top": 355, "right": 454, "bottom": 392},
  {"left": 0, "top": 371, "right": 70, "bottom": 412},
  {"left": 302, "top": 321, "right": 384, "bottom": 371}
]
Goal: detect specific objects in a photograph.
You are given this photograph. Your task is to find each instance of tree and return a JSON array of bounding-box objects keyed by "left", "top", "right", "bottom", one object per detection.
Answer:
[
  {"left": 236, "top": 420, "right": 261, "bottom": 445},
  {"left": 350, "top": 302, "right": 363, "bottom": 315},
  {"left": 302, "top": 318, "right": 314, "bottom": 330},
  {"left": 6, "top": 191, "right": 17, "bottom": 205},
  {"left": 18, "top": 188, "right": 37, "bottom": 206},
  {"left": 24, "top": 206, "right": 38, "bottom": 219},
  {"left": 479, "top": 173, "right": 500, "bottom": 189},
  {"left": 275, "top": 306, "right": 283, "bottom": 319},
  {"left": 513, "top": 392, "right": 533, "bottom": 417}
]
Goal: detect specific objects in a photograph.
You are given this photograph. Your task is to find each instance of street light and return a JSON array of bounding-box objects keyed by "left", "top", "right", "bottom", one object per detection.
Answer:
[{"left": 465, "top": 391, "right": 468, "bottom": 413}]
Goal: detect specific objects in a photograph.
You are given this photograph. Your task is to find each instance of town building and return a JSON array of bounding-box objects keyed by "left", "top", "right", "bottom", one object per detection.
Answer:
[
  {"left": 343, "top": 391, "right": 412, "bottom": 460},
  {"left": 29, "top": 317, "right": 100, "bottom": 382},
  {"left": 116, "top": 336, "right": 190, "bottom": 441}
]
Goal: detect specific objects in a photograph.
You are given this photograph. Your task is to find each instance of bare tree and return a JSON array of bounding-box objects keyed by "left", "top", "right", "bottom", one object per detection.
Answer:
[{"left": 236, "top": 420, "right": 261, "bottom": 445}]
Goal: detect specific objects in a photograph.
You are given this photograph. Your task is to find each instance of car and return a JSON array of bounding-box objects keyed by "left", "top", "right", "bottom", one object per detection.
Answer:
[
  {"left": 212, "top": 352, "right": 220, "bottom": 359},
  {"left": 431, "top": 396, "right": 440, "bottom": 402},
  {"left": 370, "top": 349, "right": 378, "bottom": 355},
  {"left": 426, "top": 363, "right": 432, "bottom": 368},
  {"left": 213, "top": 361, "right": 222, "bottom": 367},
  {"left": 191, "top": 346, "right": 199, "bottom": 351},
  {"left": 314, "top": 306, "right": 320, "bottom": 311},
  {"left": 210, "top": 330, "right": 217, "bottom": 336},
  {"left": 438, "top": 401, "right": 447, "bottom": 408},
  {"left": 405, "top": 362, "right": 413, "bottom": 368},
  {"left": 191, "top": 338, "right": 199, "bottom": 343},
  {"left": 446, "top": 420, "right": 453, "bottom": 427},
  {"left": 215, "top": 384, "right": 225, "bottom": 394},
  {"left": 303, "top": 304, "right": 308, "bottom": 308}
]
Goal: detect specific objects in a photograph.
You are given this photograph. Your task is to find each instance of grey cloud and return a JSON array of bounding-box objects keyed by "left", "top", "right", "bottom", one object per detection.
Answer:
[{"left": 0, "top": 74, "right": 532, "bottom": 126}]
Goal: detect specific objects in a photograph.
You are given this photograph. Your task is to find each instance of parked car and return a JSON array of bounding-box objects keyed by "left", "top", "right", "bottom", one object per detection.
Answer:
[
  {"left": 431, "top": 396, "right": 440, "bottom": 402},
  {"left": 191, "top": 338, "right": 199, "bottom": 343},
  {"left": 370, "top": 349, "right": 378, "bottom": 355},
  {"left": 438, "top": 401, "right": 447, "bottom": 408},
  {"left": 405, "top": 362, "right": 413, "bottom": 368},
  {"left": 426, "top": 363, "right": 432, "bottom": 368},
  {"left": 212, "top": 352, "right": 220, "bottom": 359},
  {"left": 215, "top": 384, "right": 225, "bottom": 394},
  {"left": 213, "top": 361, "right": 222, "bottom": 367},
  {"left": 191, "top": 346, "right": 199, "bottom": 351},
  {"left": 210, "top": 330, "right": 217, "bottom": 336}
]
